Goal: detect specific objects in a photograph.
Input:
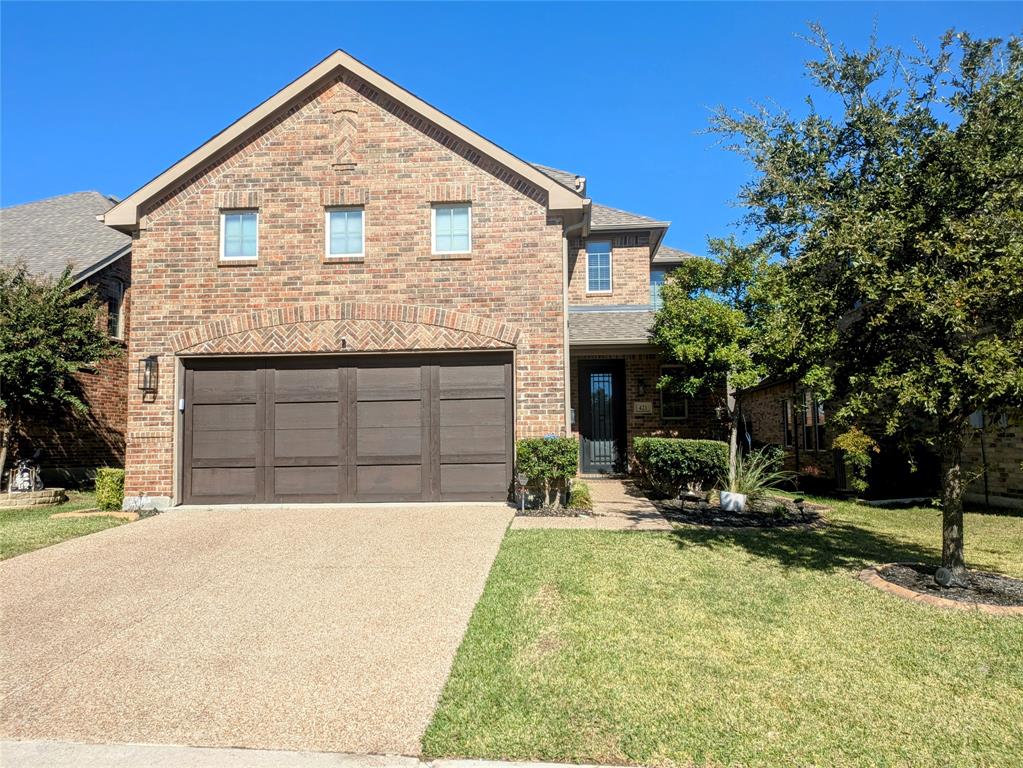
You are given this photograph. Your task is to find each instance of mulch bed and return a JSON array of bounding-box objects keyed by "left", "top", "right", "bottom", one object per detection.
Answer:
[
  {"left": 516, "top": 505, "right": 591, "bottom": 518},
  {"left": 877, "top": 563, "right": 1023, "bottom": 608},
  {"left": 657, "top": 495, "right": 826, "bottom": 529}
]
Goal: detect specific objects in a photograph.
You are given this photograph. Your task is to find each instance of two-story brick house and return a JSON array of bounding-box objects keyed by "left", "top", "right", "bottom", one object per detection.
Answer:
[
  {"left": 101, "top": 50, "right": 715, "bottom": 506},
  {"left": 1, "top": 192, "right": 132, "bottom": 486}
]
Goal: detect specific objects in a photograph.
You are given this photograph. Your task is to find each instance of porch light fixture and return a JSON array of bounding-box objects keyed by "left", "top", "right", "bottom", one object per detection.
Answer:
[
  {"left": 637, "top": 378, "right": 647, "bottom": 396},
  {"left": 714, "top": 404, "right": 725, "bottom": 421},
  {"left": 138, "top": 356, "right": 159, "bottom": 393}
]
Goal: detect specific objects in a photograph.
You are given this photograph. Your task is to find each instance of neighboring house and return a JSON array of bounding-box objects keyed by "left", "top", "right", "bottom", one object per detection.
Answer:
[
  {"left": 99, "top": 50, "right": 718, "bottom": 507},
  {"left": 738, "top": 379, "right": 1022, "bottom": 507},
  {"left": 0, "top": 192, "right": 132, "bottom": 485}
]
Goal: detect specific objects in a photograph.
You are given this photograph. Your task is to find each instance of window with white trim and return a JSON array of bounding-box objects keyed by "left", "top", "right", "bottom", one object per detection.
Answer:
[
  {"left": 586, "top": 241, "right": 612, "bottom": 293},
  {"left": 326, "top": 207, "right": 364, "bottom": 257},
  {"left": 432, "top": 203, "right": 471, "bottom": 254},
  {"left": 660, "top": 365, "right": 689, "bottom": 420},
  {"left": 220, "top": 211, "right": 258, "bottom": 260},
  {"left": 650, "top": 268, "right": 668, "bottom": 308}
]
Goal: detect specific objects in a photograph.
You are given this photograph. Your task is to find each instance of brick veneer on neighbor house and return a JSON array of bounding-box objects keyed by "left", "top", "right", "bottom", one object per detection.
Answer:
[
  {"left": 963, "top": 413, "right": 1023, "bottom": 507},
  {"left": 123, "top": 75, "right": 566, "bottom": 500},
  {"left": 23, "top": 256, "right": 131, "bottom": 485}
]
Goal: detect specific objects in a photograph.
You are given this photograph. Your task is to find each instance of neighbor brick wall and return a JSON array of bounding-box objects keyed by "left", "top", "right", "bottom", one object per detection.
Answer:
[
  {"left": 124, "top": 74, "right": 566, "bottom": 500},
  {"left": 569, "top": 351, "right": 723, "bottom": 467},
  {"left": 963, "top": 412, "right": 1023, "bottom": 506},
  {"left": 21, "top": 255, "right": 131, "bottom": 485},
  {"left": 568, "top": 234, "right": 651, "bottom": 306}
]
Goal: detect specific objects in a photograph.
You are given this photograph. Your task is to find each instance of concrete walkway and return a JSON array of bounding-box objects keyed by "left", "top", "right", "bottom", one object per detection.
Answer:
[
  {"left": 0, "top": 504, "right": 513, "bottom": 755},
  {"left": 1, "top": 741, "right": 636, "bottom": 768},
  {"left": 511, "top": 478, "right": 671, "bottom": 531}
]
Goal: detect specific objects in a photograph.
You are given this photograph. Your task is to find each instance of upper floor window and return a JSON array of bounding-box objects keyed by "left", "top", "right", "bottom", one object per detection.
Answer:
[
  {"left": 650, "top": 269, "right": 667, "bottom": 308},
  {"left": 432, "top": 203, "right": 471, "bottom": 254},
  {"left": 660, "top": 365, "right": 689, "bottom": 420},
  {"left": 107, "top": 279, "right": 125, "bottom": 339},
  {"left": 586, "top": 241, "right": 612, "bottom": 293},
  {"left": 220, "top": 210, "right": 258, "bottom": 260},
  {"left": 326, "top": 207, "right": 364, "bottom": 258}
]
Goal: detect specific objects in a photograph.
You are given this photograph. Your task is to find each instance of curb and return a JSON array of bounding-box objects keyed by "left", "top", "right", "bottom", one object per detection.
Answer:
[{"left": 857, "top": 565, "right": 1023, "bottom": 616}]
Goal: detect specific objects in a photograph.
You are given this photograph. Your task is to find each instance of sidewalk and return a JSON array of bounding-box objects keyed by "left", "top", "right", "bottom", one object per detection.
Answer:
[
  {"left": 510, "top": 478, "right": 672, "bottom": 531},
  {"left": 0, "top": 741, "right": 637, "bottom": 768}
]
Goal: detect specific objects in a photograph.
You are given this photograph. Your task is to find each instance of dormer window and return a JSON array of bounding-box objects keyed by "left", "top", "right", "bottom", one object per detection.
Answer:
[
  {"left": 220, "top": 210, "right": 258, "bottom": 260},
  {"left": 586, "top": 241, "right": 612, "bottom": 294}
]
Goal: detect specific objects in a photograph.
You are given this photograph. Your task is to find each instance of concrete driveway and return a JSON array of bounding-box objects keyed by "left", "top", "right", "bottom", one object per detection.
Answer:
[{"left": 0, "top": 504, "right": 512, "bottom": 755}]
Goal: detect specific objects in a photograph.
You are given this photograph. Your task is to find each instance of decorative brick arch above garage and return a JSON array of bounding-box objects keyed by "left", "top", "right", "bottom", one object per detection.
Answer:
[{"left": 170, "top": 302, "right": 521, "bottom": 355}]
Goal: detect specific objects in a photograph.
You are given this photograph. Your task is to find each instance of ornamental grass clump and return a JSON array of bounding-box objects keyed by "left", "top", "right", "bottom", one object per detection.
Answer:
[{"left": 718, "top": 448, "right": 794, "bottom": 504}]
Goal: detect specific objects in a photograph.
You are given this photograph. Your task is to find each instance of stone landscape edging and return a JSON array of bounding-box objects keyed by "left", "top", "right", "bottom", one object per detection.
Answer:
[{"left": 858, "top": 564, "right": 1023, "bottom": 616}]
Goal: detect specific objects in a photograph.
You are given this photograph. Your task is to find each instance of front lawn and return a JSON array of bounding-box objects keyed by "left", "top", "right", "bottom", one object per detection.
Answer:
[
  {"left": 0, "top": 491, "right": 128, "bottom": 560},
  {"left": 424, "top": 498, "right": 1023, "bottom": 767}
]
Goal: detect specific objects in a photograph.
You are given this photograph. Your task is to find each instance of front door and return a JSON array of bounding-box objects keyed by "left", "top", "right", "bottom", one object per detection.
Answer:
[{"left": 578, "top": 360, "right": 626, "bottom": 474}]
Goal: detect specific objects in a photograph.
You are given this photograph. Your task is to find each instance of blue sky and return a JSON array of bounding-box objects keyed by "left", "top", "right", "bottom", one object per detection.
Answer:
[{"left": 1, "top": 2, "right": 1018, "bottom": 254}]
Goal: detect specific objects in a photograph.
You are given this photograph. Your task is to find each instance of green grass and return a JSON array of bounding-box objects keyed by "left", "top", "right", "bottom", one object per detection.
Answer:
[
  {"left": 424, "top": 498, "right": 1023, "bottom": 767},
  {"left": 0, "top": 491, "right": 129, "bottom": 560}
]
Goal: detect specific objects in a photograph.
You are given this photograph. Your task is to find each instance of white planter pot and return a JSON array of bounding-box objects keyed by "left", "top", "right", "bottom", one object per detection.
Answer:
[{"left": 720, "top": 491, "right": 747, "bottom": 513}]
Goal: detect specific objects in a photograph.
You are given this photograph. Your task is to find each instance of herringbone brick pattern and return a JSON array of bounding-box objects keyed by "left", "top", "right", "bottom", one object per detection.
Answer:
[{"left": 181, "top": 318, "right": 511, "bottom": 355}]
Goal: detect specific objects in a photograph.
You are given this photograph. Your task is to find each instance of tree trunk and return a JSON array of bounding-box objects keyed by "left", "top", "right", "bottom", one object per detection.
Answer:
[
  {"left": 0, "top": 421, "right": 11, "bottom": 491},
  {"left": 726, "top": 375, "right": 737, "bottom": 488},
  {"left": 940, "top": 440, "right": 969, "bottom": 588}
]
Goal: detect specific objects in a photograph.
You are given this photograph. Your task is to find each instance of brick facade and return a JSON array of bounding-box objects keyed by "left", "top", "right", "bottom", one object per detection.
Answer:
[
  {"left": 568, "top": 235, "right": 651, "bottom": 306},
  {"left": 21, "top": 255, "right": 131, "bottom": 486},
  {"left": 963, "top": 413, "right": 1023, "bottom": 508},
  {"left": 124, "top": 75, "right": 566, "bottom": 501},
  {"left": 569, "top": 350, "right": 723, "bottom": 465}
]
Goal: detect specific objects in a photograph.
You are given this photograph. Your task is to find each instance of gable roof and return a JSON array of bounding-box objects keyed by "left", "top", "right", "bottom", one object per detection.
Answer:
[
  {"left": 103, "top": 50, "right": 585, "bottom": 232},
  {"left": 0, "top": 192, "right": 131, "bottom": 284}
]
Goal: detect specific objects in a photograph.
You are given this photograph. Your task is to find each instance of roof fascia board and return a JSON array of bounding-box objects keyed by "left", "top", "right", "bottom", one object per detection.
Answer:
[{"left": 103, "top": 50, "right": 583, "bottom": 231}]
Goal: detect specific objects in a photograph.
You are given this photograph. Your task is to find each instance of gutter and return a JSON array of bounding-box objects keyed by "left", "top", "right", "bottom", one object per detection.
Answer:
[{"left": 69, "top": 243, "right": 132, "bottom": 286}]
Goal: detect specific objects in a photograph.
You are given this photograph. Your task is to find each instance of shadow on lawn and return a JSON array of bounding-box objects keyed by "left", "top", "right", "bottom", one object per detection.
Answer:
[{"left": 671, "top": 519, "right": 939, "bottom": 573}]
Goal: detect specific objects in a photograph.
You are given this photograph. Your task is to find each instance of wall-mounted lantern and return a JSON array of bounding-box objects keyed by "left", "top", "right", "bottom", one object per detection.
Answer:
[
  {"left": 637, "top": 378, "right": 647, "bottom": 396},
  {"left": 138, "top": 355, "right": 159, "bottom": 393}
]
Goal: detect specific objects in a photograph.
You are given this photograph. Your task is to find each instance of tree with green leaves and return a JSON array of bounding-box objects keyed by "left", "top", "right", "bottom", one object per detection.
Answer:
[
  {"left": 709, "top": 28, "right": 1023, "bottom": 585},
  {"left": 0, "top": 264, "right": 121, "bottom": 484},
  {"left": 650, "top": 236, "right": 782, "bottom": 483}
]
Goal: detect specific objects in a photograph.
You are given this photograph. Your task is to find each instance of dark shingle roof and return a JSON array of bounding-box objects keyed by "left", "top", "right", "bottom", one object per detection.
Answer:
[
  {"left": 0, "top": 192, "right": 130, "bottom": 282},
  {"left": 653, "top": 245, "right": 699, "bottom": 264},
  {"left": 530, "top": 163, "right": 581, "bottom": 191},
  {"left": 569, "top": 306, "right": 655, "bottom": 345},
  {"left": 590, "top": 202, "right": 667, "bottom": 230}
]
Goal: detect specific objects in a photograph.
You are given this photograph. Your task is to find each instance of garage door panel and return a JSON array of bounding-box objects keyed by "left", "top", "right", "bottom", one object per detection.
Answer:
[
  {"left": 274, "top": 428, "right": 339, "bottom": 459},
  {"left": 358, "top": 400, "right": 421, "bottom": 428},
  {"left": 273, "top": 466, "right": 338, "bottom": 497},
  {"left": 191, "top": 403, "right": 259, "bottom": 431},
  {"left": 440, "top": 463, "right": 507, "bottom": 496},
  {"left": 439, "top": 399, "right": 504, "bottom": 426},
  {"left": 191, "top": 369, "right": 261, "bottom": 404},
  {"left": 192, "top": 429, "right": 262, "bottom": 461},
  {"left": 274, "top": 401, "right": 339, "bottom": 430},
  {"left": 274, "top": 368, "right": 340, "bottom": 402},
  {"left": 190, "top": 467, "right": 259, "bottom": 498},
  {"left": 357, "top": 465, "right": 422, "bottom": 497},
  {"left": 357, "top": 366, "right": 423, "bottom": 401},
  {"left": 440, "top": 425, "right": 505, "bottom": 458},
  {"left": 439, "top": 364, "right": 506, "bottom": 399}
]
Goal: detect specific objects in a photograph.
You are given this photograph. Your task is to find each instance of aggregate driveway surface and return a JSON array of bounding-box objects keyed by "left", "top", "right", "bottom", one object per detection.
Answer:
[{"left": 0, "top": 504, "right": 513, "bottom": 755}]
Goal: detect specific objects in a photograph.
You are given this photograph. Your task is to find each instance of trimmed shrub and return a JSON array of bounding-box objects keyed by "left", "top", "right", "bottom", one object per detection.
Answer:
[
  {"left": 516, "top": 436, "right": 578, "bottom": 507},
  {"left": 567, "top": 480, "right": 593, "bottom": 512},
  {"left": 95, "top": 467, "right": 125, "bottom": 511},
  {"left": 633, "top": 438, "right": 728, "bottom": 498}
]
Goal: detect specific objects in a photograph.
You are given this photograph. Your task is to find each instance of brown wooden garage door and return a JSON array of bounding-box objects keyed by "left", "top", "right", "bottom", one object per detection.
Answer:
[{"left": 182, "top": 353, "right": 513, "bottom": 504}]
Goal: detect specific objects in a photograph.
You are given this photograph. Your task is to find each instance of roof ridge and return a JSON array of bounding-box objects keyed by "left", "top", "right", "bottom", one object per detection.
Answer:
[{"left": 1, "top": 190, "right": 114, "bottom": 212}]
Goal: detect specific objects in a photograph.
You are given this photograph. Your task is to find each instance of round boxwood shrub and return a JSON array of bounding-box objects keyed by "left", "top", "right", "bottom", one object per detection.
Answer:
[
  {"left": 633, "top": 437, "right": 728, "bottom": 498},
  {"left": 94, "top": 467, "right": 125, "bottom": 511}
]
